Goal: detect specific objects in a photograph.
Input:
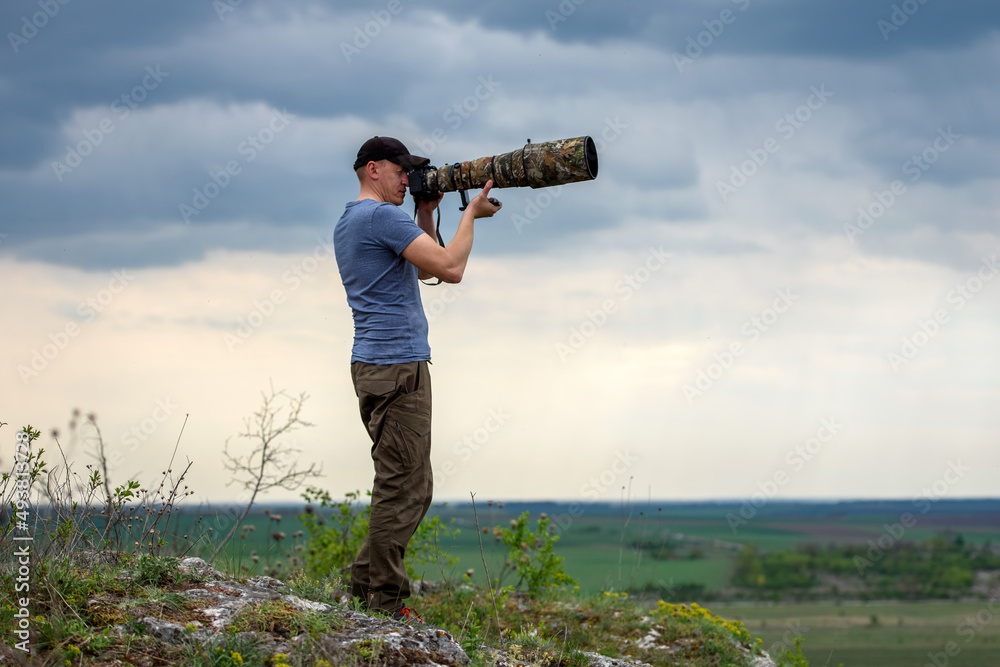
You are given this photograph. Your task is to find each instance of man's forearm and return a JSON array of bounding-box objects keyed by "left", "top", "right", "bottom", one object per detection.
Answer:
[
  {"left": 415, "top": 207, "right": 436, "bottom": 237},
  {"left": 414, "top": 206, "right": 439, "bottom": 280},
  {"left": 446, "top": 209, "right": 475, "bottom": 265},
  {"left": 403, "top": 183, "right": 497, "bottom": 284}
]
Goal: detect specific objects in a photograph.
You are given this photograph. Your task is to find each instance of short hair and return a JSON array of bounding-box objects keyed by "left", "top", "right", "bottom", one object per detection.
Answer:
[{"left": 356, "top": 159, "right": 393, "bottom": 182}]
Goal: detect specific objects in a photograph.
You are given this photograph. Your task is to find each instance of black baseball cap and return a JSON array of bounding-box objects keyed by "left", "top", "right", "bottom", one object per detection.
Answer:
[{"left": 353, "top": 136, "right": 429, "bottom": 171}]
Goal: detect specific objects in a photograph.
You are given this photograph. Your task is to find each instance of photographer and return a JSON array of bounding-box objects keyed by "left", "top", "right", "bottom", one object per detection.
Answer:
[{"left": 333, "top": 136, "right": 501, "bottom": 621}]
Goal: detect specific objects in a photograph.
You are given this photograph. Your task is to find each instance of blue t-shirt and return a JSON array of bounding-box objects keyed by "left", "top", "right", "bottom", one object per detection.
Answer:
[{"left": 334, "top": 199, "right": 431, "bottom": 364}]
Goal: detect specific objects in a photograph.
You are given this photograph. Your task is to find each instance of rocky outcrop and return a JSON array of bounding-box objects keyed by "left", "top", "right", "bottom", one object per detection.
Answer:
[
  {"left": 86, "top": 558, "right": 773, "bottom": 667},
  {"left": 172, "top": 557, "right": 469, "bottom": 665}
]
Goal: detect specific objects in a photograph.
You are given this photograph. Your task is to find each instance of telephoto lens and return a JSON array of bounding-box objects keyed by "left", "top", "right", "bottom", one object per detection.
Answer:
[{"left": 408, "top": 136, "right": 598, "bottom": 200}]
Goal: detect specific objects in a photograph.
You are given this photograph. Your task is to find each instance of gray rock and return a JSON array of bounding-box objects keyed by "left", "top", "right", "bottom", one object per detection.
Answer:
[
  {"left": 178, "top": 556, "right": 227, "bottom": 580},
  {"left": 411, "top": 579, "right": 441, "bottom": 597},
  {"left": 314, "top": 608, "right": 470, "bottom": 666},
  {"left": 750, "top": 652, "right": 779, "bottom": 667},
  {"left": 181, "top": 588, "right": 217, "bottom": 599},
  {"left": 581, "top": 652, "right": 655, "bottom": 667},
  {"left": 139, "top": 617, "right": 187, "bottom": 643},
  {"left": 119, "top": 561, "right": 470, "bottom": 665},
  {"left": 245, "top": 574, "right": 287, "bottom": 591},
  {"left": 282, "top": 593, "right": 334, "bottom": 614}
]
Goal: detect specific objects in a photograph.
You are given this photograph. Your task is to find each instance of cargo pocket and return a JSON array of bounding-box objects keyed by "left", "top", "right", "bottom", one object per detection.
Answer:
[
  {"left": 391, "top": 392, "right": 430, "bottom": 433},
  {"left": 387, "top": 391, "right": 431, "bottom": 469},
  {"left": 355, "top": 378, "right": 396, "bottom": 398}
]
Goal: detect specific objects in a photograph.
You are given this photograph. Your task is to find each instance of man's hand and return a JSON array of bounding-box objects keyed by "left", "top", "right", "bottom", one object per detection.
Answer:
[
  {"left": 415, "top": 192, "right": 444, "bottom": 215},
  {"left": 467, "top": 180, "right": 502, "bottom": 219}
]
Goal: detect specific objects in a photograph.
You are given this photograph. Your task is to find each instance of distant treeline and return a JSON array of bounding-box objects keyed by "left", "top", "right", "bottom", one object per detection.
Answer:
[
  {"left": 731, "top": 534, "right": 1000, "bottom": 601},
  {"left": 165, "top": 498, "right": 1000, "bottom": 522},
  {"left": 436, "top": 498, "right": 1000, "bottom": 522}
]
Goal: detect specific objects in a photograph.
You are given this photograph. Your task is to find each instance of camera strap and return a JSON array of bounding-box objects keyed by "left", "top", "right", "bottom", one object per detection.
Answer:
[{"left": 416, "top": 202, "right": 445, "bottom": 286}]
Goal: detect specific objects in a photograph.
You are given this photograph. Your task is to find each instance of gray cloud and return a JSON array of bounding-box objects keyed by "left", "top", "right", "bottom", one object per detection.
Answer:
[{"left": 1, "top": 0, "right": 997, "bottom": 270}]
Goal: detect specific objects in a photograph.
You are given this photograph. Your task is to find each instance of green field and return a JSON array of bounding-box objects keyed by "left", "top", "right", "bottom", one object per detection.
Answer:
[
  {"left": 715, "top": 602, "right": 1000, "bottom": 667},
  {"left": 423, "top": 512, "right": 739, "bottom": 594},
  {"left": 419, "top": 506, "right": 1000, "bottom": 666}
]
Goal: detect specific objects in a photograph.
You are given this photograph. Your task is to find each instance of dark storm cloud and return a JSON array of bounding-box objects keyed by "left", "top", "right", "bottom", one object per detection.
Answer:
[
  {"left": 1, "top": 1, "right": 213, "bottom": 167},
  {"left": 426, "top": 0, "right": 1000, "bottom": 57},
  {"left": 0, "top": 0, "right": 997, "bottom": 270}
]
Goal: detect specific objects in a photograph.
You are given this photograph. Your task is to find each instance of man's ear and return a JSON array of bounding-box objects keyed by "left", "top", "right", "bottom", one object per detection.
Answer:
[{"left": 367, "top": 159, "right": 390, "bottom": 181}]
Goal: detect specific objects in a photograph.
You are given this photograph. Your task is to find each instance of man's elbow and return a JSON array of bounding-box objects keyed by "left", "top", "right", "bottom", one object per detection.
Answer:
[{"left": 441, "top": 267, "right": 464, "bottom": 284}]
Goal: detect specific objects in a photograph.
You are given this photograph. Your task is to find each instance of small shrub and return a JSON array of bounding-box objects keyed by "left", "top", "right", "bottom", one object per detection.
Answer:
[
  {"left": 775, "top": 637, "right": 815, "bottom": 667},
  {"left": 495, "top": 512, "right": 576, "bottom": 597},
  {"left": 298, "top": 488, "right": 370, "bottom": 578},
  {"left": 298, "top": 488, "right": 460, "bottom": 582}
]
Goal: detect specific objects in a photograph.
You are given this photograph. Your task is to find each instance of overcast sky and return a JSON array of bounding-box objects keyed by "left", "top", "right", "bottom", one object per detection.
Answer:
[{"left": 2, "top": 0, "right": 998, "bottom": 509}]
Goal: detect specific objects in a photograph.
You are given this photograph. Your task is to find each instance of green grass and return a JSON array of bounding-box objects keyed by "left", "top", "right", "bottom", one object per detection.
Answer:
[
  {"left": 414, "top": 585, "right": 766, "bottom": 667},
  {"left": 714, "top": 601, "right": 1000, "bottom": 666}
]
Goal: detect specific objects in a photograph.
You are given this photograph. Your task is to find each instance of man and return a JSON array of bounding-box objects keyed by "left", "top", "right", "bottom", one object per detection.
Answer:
[{"left": 333, "top": 136, "right": 501, "bottom": 620}]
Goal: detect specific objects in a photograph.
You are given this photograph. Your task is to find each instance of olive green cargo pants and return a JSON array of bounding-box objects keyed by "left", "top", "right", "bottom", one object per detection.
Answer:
[{"left": 348, "top": 360, "right": 433, "bottom": 613}]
